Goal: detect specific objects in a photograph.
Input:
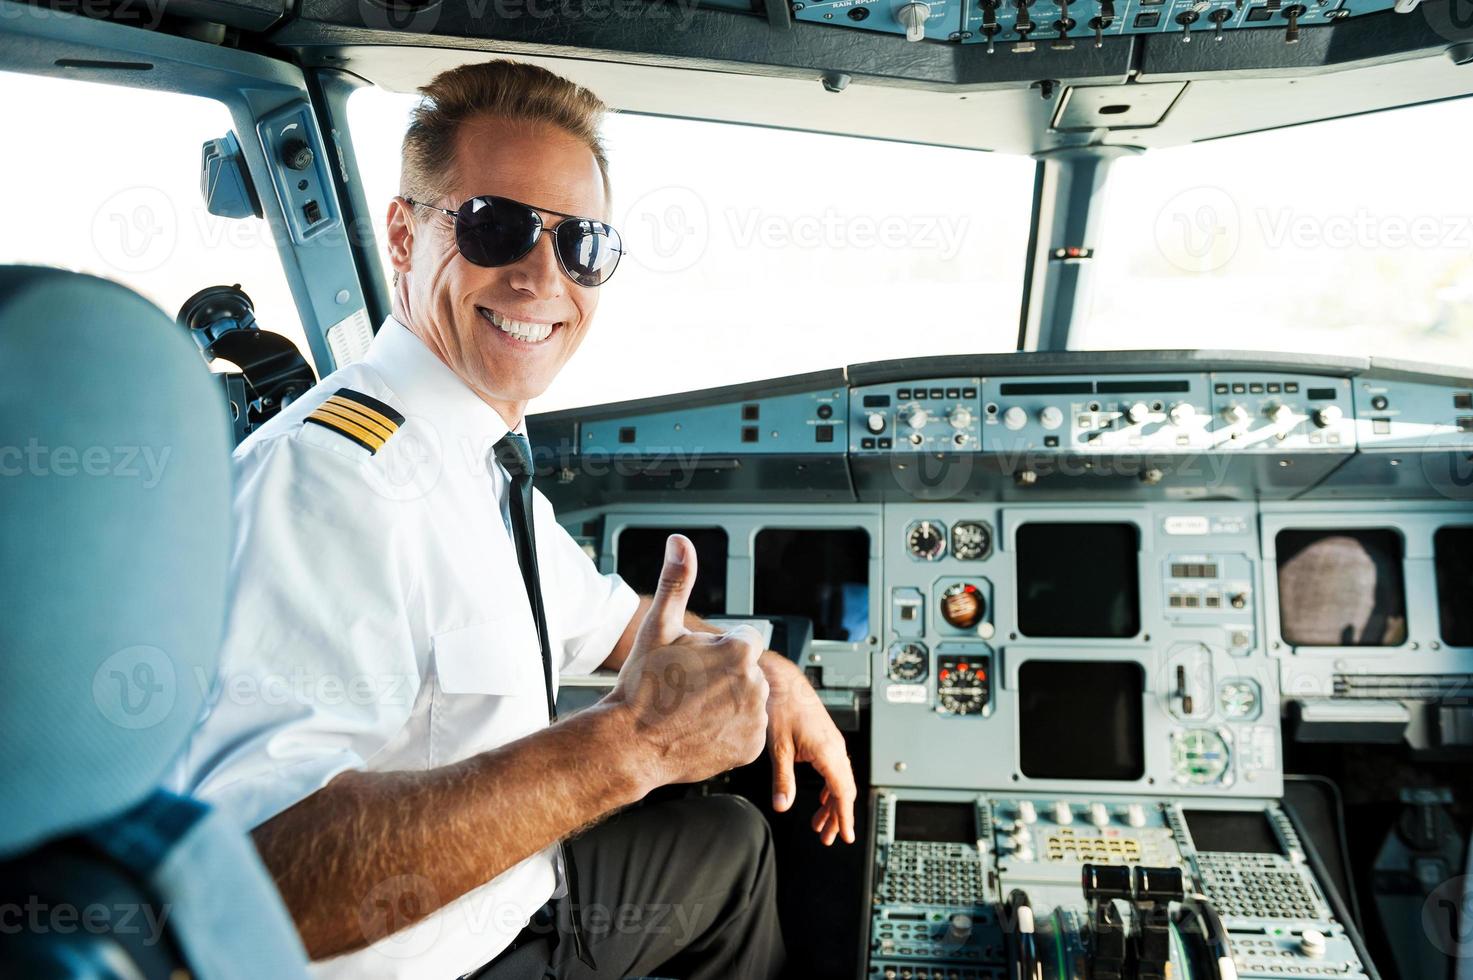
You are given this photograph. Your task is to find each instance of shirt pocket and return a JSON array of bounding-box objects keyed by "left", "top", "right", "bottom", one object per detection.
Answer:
[{"left": 431, "top": 620, "right": 543, "bottom": 697}]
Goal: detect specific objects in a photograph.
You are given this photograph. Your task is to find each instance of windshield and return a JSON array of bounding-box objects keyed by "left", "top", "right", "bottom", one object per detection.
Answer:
[
  {"left": 1080, "top": 97, "right": 1473, "bottom": 370},
  {"left": 348, "top": 88, "right": 1036, "bottom": 411}
]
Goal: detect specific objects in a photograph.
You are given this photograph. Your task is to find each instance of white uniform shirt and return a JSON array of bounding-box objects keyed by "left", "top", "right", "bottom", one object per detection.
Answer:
[{"left": 176, "top": 316, "right": 639, "bottom": 978}]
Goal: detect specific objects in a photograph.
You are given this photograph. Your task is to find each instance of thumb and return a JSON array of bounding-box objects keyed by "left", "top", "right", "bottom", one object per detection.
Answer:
[
  {"left": 633, "top": 534, "right": 698, "bottom": 651},
  {"left": 771, "top": 736, "right": 796, "bottom": 813}
]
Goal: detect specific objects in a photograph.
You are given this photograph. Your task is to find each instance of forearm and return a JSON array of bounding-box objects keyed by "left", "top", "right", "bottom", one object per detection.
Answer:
[{"left": 251, "top": 701, "right": 652, "bottom": 961}]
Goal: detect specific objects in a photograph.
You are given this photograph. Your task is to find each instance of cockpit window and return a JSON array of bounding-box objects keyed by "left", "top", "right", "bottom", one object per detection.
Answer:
[
  {"left": 348, "top": 87, "right": 1036, "bottom": 411},
  {"left": 1080, "top": 97, "right": 1473, "bottom": 369},
  {"left": 0, "top": 70, "right": 310, "bottom": 364}
]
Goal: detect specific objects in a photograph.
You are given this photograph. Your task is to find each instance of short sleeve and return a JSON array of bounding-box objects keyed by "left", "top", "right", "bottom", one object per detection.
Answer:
[
  {"left": 534, "top": 494, "right": 640, "bottom": 677},
  {"left": 175, "top": 433, "right": 422, "bottom": 831}
]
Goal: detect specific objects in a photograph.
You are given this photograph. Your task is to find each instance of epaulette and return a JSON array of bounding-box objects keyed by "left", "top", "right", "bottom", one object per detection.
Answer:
[{"left": 303, "top": 388, "right": 405, "bottom": 455}]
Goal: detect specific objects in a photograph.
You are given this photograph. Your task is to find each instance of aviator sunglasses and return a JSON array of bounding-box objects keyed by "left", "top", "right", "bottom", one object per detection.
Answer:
[{"left": 403, "top": 194, "right": 624, "bottom": 287}]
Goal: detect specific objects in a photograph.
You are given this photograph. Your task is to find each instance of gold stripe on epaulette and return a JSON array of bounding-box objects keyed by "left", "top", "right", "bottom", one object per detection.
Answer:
[
  {"left": 304, "top": 405, "right": 388, "bottom": 454},
  {"left": 323, "top": 395, "right": 397, "bottom": 440}
]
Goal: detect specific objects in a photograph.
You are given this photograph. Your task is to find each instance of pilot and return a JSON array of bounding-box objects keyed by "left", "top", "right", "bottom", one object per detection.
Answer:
[{"left": 176, "top": 60, "right": 856, "bottom": 979}]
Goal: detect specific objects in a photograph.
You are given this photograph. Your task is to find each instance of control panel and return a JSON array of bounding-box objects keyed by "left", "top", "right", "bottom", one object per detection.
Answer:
[{"left": 867, "top": 790, "right": 1371, "bottom": 980}]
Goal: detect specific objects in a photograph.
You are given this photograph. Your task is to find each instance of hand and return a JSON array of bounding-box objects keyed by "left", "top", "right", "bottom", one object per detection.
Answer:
[
  {"left": 606, "top": 535, "right": 769, "bottom": 788},
  {"left": 764, "top": 655, "right": 857, "bottom": 845}
]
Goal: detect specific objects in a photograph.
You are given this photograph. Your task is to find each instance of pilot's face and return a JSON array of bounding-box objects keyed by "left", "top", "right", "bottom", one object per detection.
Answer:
[{"left": 396, "top": 114, "right": 605, "bottom": 416}]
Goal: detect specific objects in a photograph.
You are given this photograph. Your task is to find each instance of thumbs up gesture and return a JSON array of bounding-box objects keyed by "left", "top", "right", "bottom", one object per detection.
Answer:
[{"left": 607, "top": 535, "right": 770, "bottom": 786}]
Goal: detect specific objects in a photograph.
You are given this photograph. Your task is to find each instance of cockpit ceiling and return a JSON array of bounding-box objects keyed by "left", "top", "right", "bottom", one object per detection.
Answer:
[{"left": 309, "top": 40, "right": 1473, "bottom": 153}]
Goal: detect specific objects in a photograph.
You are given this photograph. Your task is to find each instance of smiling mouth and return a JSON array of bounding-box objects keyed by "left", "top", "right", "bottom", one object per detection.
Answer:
[{"left": 478, "top": 306, "right": 563, "bottom": 344}]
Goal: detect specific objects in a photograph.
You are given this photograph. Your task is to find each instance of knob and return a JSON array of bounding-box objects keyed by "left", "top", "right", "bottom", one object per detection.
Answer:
[
  {"left": 1125, "top": 803, "right": 1147, "bottom": 828},
  {"left": 903, "top": 407, "right": 930, "bottom": 431},
  {"left": 1017, "top": 800, "right": 1038, "bottom": 824},
  {"left": 280, "top": 137, "right": 314, "bottom": 172},
  {"left": 945, "top": 913, "right": 974, "bottom": 946},
  {"left": 1299, "top": 928, "right": 1327, "bottom": 959},
  {"left": 950, "top": 406, "right": 975, "bottom": 430},
  {"left": 1167, "top": 402, "right": 1196, "bottom": 426},
  {"left": 1089, "top": 802, "right": 1110, "bottom": 828},
  {"left": 1266, "top": 402, "right": 1295, "bottom": 426},
  {"left": 1126, "top": 402, "right": 1151, "bottom": 424},
  {"left": 1313, "top": 404, "right": 1343, "bottom": 428},
  {"left": 1038, "top": 406, "right": 1064, "bottom": 430},
  {"left": 897, "top": 1, "right": 931, "bottom": 41},
  {"left": 1003, "top": 406, "right": 1028, "bottom": 431},
  {"left": 866, "top": 412, "right": 887, "bottom": 434},
  {"left": 1052, "top": 800, "right": 1073, "bottom": 825},
  {"left": 1221, "top": 403, "right": 1250, "bottom": 425}
]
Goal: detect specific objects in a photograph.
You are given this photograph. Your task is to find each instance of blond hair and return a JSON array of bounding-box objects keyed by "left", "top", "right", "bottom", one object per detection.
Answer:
[{"left": 400, "top": 59, "right": 611, "bottom": 208}]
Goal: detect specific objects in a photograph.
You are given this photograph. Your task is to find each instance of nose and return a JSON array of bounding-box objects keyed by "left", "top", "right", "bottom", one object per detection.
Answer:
[{"left": 506, "top": 230, "right": 565, "bottom": 299}]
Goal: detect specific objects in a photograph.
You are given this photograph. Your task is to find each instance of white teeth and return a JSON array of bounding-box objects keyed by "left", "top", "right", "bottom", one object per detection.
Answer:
[{"left": 487, "top": 309, "right": 554, "bottom": 343}]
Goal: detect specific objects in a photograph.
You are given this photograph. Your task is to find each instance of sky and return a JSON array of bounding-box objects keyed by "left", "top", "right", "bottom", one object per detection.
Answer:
[{"left": 2, "top": 69, "right": 1469, "bottom": 413}]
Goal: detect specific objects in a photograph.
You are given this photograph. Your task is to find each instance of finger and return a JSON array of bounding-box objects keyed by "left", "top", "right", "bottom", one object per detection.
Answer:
[
  {"left": 821, "top": 810, "right": 840, "bottom": 846},
  {"left": 811, "top": 804, "right": 829, "bottom": 833},
  {"left": 632, "top": 535, "right": 697, "bottom": 650},
  {"left": 813, "top": 748, "right": 858, "bottom": 844},
  {"left": 770, "top": 737, "right": 796, "bottom": 812}
]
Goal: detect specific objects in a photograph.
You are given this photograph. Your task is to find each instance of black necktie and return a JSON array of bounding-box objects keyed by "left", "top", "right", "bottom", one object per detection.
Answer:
[{"left": 492, "top": 431, "right": 596, "bottom": 970}]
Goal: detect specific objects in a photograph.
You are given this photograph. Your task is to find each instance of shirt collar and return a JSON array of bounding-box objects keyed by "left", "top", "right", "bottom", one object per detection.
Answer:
[{"left": 364, "top": 315, "right": 527, "bottom": 448}]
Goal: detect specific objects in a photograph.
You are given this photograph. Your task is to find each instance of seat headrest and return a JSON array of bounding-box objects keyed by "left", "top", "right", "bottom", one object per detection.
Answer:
[{"left": 0, "top": 267, "right": 232, "bottom": 856}]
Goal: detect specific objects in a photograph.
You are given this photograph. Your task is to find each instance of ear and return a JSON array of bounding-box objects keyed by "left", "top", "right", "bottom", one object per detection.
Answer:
[{"left": 386, "top": 196, "right": 415, "bottom": 277}]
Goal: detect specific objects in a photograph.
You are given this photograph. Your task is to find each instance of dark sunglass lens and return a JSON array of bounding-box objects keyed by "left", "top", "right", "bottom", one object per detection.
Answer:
[
  {"left": 555, "top": 220, "right": 622, "bottom": 286},
  {"left": 454, "top": 196, "right": 541, "bottom": 267}
]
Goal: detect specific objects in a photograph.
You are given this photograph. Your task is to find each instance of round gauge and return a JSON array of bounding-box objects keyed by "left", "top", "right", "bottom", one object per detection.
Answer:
[
  {"left": 887, "top": 641, "right": 929, "bottom": 683},
  {"left": 1172, "top": 728, "right": 1232, "bottom": 785},
  {"left": 1219, "top": 680, "right": 1260, "bottom": 719},
  {"left": 951, "top": 521, "right": 993, "bottom": 561},
  {"left": 940, "top": 582, "right": 987, "bottom": 630},
  {"left": 906, "top": 520, "right": 947, "bottom": 562},
  {"left": 937, "top": 660, "right": 989, "bottom": 715}
]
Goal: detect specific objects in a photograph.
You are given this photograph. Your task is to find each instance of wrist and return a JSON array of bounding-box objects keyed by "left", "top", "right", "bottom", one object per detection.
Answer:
[{"left": 590, "top": 699, "right": 663, "bottom": 803}]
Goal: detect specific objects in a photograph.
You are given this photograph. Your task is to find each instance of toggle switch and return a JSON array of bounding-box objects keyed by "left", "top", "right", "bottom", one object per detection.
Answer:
[
  {"left": 1283, "top": 3, "right": 1305, "bottom": 42},
  {"left": 1209, "top": 6, "right": 1231, "bottom": 38},
  {"left": 898, "top": 1, "right": 931, "bottom": 41}
]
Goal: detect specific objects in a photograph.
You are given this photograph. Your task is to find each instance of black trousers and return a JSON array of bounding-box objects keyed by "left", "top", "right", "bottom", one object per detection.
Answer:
[{"left": 472, "top": 794, "right": 785, "bottom": 980}]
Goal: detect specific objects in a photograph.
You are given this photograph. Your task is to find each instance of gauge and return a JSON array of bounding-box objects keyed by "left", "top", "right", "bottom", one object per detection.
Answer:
[
  {"left": 936, "top": 654, "right": 990, "bottom": 715},
  {"left": 951, "top": 521, "right": 993, "bottom": 561},
  {"left": 887, "top": 641, "right": 929, "bottom": 683},
  {"left": 1219, "top": 680, "right": 1260, "bottom": 719},
  {"left": 906, "top": 520, "right": 947, "bottom": 561},
  {"left": 1171, "top": 728, "right": 1232, "bottom": 785},
  {"left": 939, "top": 581, "right": 986, "bottom": 630}
]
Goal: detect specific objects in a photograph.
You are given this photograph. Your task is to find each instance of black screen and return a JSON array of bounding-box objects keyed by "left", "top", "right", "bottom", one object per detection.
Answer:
[
  {"left": 1184, "top": 809, "right": 1284, "bottom": 855},
  {"left": 617, "top": 527, "right": 728, "bottom": 616},
  {"left": 1435, "top": 527, "right": 1473, "bottom": 647},
  {"left": 1018, "top": 661, "right": 1144, "bottom": 781},
  {"left": 1276, "top": 529, "right": 1407, "bottom": 646},
  {"left": 894, "top": 801, "right": 975, "bottom": 843},
  {"left": 1016, "top": 523, "right": 1140, "bottom": 638},
  {"left": 753, "top": 528, "right": 869, "bottom": 641}
]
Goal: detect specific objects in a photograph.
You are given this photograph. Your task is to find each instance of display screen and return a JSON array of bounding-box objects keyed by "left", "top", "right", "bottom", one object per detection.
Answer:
[
  {"left": 1183, "top": 809, "right": 1284, "bottom": 855},
  {"left": 1017, "top": 661, "right": 1144, "bottom": 781},
  {"left": 1435, "top": 526, "right": 1473, "bottom": 647},
  {"left": 617, "top": 526, "right": 728, "bottom": 616},
  {"left": 1016, "top": 523, "right": 1140, "bottom": 638},
  {"left": 753, "top": 528, "right": 869, "bottom": 641},
  {"left": 894, "top": 801, "right": 975, "bottom": 843},
  {"left": 1276, "top": 529, "right": 1407, "bottom": 647}
]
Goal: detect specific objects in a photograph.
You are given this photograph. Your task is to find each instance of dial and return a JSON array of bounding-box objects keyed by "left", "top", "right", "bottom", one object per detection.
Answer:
[
  {"left": 887, "top": 641, "right": 929, "bottom": 683},
  {"left": 1219, "top": 680, "right": 1260, "bottom": 719},
  {"left": 1172, "top": 728, "right": 1232, "bottom": 785},
  {"left": 951, "top": 521, "right": 992, "bottom": 561},
  {"left": 936, "top": 654, "right": 990, "bottom": 715},
  {"left": 906, "top": 520, "right": 947, "bottom": 561},
  {"left": 939, "top": 581, "right": 987, "bottom": 630}
]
